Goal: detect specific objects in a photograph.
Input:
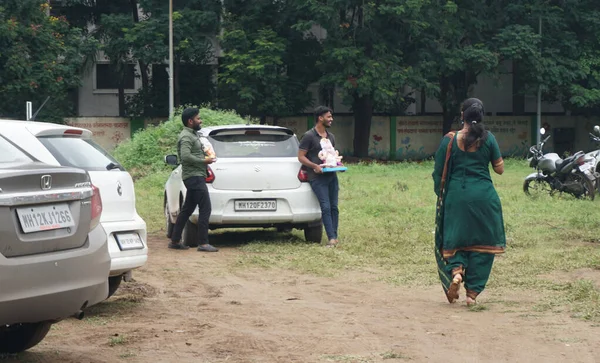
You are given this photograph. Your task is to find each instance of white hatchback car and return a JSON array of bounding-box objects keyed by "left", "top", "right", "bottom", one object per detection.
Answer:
[
  {"left": 164, "top": 125, "right": 323, "bottom": 245},
  {"left": 0, "top": 120, "right": 147, "bottom": 298}
]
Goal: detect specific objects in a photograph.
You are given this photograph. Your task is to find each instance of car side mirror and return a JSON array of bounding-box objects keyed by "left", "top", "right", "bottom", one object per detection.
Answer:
[{"left": 164, "top": 154, "right": 179, "bottom": 166}]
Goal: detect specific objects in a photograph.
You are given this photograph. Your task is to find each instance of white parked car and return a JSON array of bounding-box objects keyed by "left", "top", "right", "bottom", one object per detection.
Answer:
[
  {"left": 164, "top": 125, "right": 323, "bottom": 245},
  {"left": 0, "top": 119, "right": 147, "bottom": 298},
  {"left": 0, "top": 133, "right": 110, "bottom": 353}
]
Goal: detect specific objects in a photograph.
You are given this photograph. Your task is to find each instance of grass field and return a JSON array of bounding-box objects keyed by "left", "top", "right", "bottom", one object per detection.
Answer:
[{"left": 135, "top": 158, "right": 600, "bottom": 321}]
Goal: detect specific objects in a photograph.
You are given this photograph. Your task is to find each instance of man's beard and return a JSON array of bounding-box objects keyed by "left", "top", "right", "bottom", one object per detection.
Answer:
[{"left": 193, "top": 124, "right": 201, "bottom": 131}]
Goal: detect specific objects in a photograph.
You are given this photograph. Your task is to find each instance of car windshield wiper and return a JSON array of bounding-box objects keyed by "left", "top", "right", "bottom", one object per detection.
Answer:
[{"left": 106, "top": 162, "right": 122, "bottom": 170}]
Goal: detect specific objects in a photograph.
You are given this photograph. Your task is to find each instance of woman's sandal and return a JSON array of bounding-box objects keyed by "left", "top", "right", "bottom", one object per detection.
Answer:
[{"left": 446, "top": 274, "right": 462, "bottom": 303}]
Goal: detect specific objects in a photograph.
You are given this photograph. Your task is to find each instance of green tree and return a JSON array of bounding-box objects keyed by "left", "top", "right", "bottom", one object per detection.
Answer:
[
  {"left": 545, "top": 0, "right": 600, "bottom": 113},
  {"left": 303, "top": 0, "right": 429, "bottom": 157},
  {"left": 420, "top": 1, "right": 500, "bottom": 133},
  {"left": 494, "top": 0, "right": 600, "bottom": 116},
  {"left": 130, "top": 0, "right": 221, "bottom": 115},
  {"left": 0, "top": 0, "right": 97, "bottom": 121},
  {"left": 218, "top": 0, "right": 322, "bottom": 123},
  {"left": 413, "top": 1, "right": 537, "bottom": 133},
  {"left": 59, "top": 0, "right": 221, "bottom": 118}
]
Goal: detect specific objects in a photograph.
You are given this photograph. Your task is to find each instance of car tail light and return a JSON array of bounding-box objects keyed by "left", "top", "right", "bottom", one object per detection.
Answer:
[
  {"left": 298, "top": 168, "right": 309, "bottom": 182},
  {"left": 64, "top": 129, "right": 83, "bottom": 136},
  {"left": 206, "top": 166, "right": 215, "bottom": 183},
  {"left": 576, "top": 156, "right": 585, "bottom": 165},
  {"left": 90, "top": 184, "right": 103, "bottom": 230}
]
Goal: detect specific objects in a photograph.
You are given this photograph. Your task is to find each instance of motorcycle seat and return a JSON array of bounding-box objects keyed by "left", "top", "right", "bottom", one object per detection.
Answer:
[{"left": 555, "top": 152, "right": 583, "bottom": 171}]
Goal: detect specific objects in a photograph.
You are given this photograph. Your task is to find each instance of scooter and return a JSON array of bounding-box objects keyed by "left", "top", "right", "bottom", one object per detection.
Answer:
[{"left": 524, "top": 128, "right": 595, "bottom": 200}]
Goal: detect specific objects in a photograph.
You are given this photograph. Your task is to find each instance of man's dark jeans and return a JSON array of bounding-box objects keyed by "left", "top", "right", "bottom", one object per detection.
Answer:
[
  {"left": 309, "top": 173, "right": 339, "bottom": 240},
  {"left": 171, "top": 176, "right": 211, "bottom": 245}
]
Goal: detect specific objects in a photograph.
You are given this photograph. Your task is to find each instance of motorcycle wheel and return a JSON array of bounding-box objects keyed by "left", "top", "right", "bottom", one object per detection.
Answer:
[
  {"left": 523, "top": 178, "right": 554, "bottom": 197},
  {"left": 571, "top": 172, "right": 595, "bottom": 201}
]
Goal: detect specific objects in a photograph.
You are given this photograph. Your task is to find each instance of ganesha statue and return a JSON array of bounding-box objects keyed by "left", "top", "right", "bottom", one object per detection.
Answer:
[
  {"left": 200, "top": 136, "right": 216, "bottom": 159},
  {"left": 317, "top": 138, "right": 343, "bottom": 168}
]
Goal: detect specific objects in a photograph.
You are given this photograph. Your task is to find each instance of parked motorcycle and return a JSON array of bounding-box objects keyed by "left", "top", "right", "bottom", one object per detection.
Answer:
[
  {"left": 584, "top": 125, "right": 600, "bottom": 192},
  {"left": 524, "top": 128, "right": 595, "bottom": 200}
]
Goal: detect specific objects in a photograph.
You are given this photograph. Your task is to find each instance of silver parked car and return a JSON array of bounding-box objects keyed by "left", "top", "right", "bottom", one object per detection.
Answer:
[
  {"left": 164, "top": 125, "right": 323, "bottom": 245},
  {"left": 0, "top": 134, "right": 110, "bottom": 353},
  {"left": 0, "top": 119, "right": 147, "bottom": 299}
]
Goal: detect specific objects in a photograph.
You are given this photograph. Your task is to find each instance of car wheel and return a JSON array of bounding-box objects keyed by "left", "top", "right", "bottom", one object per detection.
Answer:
[
  {"left": 165, "top": 198, "right": 174, "bottom": 239},
  {"left": 182, "top": 220, "right": 199, "bottom": 247},
  {"left": 304, "top": 222, "right": 323, "bottom": 243},
  {"left": 0, "top": 322, "right": 53, "bottom": 353},
  {"left": 107, "top": 275, "right": 123, "bottom": 299}
]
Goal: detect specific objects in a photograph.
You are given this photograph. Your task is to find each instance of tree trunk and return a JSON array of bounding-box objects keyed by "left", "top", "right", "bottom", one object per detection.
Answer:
[
  {"left": 174, "top": 59, "right": 180, "bottom": 107},
  {"left": 352, "top": 94, "right": 373, "bottom": 158},
  {"left": 131, "top": 0, "right": 150, "bottom": 116},
  {"left": 118, "top": 83, "right": 126, "bottom": 117},
  {"left": 512, "top": 61, "right": 525, "bottom": 115},
  {"left": 440, "top": 76, "right": 454, "bottom": 135},
  {"left": 440, "top": 70, "right": 474, "bottom": 135}
]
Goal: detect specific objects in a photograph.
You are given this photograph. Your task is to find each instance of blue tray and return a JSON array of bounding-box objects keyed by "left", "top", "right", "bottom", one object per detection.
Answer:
[{"left": 322, "top": 166, "right": 348, "bottom": 172}]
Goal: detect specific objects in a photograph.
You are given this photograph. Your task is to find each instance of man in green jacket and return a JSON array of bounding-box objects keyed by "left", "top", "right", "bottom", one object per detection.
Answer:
[{"left": 169, "top": 107, "right": 218, "bottom": 252}]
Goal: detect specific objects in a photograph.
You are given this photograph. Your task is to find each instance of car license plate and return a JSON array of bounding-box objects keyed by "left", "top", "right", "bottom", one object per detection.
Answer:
[
  {"left": 234, "top": 200, "right": 277, "bottom": 211},
  {"left": 115, "top": 232, "right": 144, "bottom": 250},
  {"left": 16, "top": 203, "right": 75, "bottom": 233}
]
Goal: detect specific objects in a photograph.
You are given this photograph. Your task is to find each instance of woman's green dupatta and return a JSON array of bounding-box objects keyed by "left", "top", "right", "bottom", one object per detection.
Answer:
[{"left": 434, "top": 132, "right": 455, "bottom": 296}]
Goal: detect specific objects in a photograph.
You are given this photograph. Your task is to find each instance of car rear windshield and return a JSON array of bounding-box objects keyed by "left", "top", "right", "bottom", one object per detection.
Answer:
[
  {"left": 0, "top": 135, "right": 33, "bottom": 163},
  {"left": 208, "top": 130, "right": 298, "bottom": 158},
  {"left": 37, "top": 137, "right": 124, "bottom": 171}
]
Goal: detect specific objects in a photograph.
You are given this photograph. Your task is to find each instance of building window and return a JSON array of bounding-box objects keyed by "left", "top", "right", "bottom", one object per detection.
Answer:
[{"left": 96, "top": 64, "right": 136, "bottom": 90}]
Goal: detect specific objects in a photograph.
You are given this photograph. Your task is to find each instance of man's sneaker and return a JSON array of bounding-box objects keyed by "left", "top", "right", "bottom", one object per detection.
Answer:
[
  {"left": 168, "top": 242, "right": 190, "bottom": 250},
  {"left": 197, "top": 244, "right": 219, "bottom": 252}
]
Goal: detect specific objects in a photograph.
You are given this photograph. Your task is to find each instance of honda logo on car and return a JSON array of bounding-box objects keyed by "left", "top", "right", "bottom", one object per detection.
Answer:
[{"left": 41, "top": 175, "right": 52, "bottom": 190}]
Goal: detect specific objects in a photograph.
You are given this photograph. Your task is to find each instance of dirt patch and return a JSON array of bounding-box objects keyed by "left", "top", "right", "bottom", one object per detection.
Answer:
[
  {"left": 541, "top": 268, "right": 600, "bottom": 290},
  {"left": 114, "top": 280, "right": 158, "bottom": 299},
  {"left": 3, "top": 234, "right": 600, "bottom": 363}
]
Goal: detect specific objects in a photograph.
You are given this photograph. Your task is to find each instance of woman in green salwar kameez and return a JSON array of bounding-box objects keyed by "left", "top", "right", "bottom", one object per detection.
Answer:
[{"left": 432, "top": 98, "right": 506, "bottom": 306}]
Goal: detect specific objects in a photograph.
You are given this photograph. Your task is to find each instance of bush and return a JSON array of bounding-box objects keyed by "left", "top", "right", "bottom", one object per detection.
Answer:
[{"left": 113, "top": 106, "right": 256, "bottom": 179}]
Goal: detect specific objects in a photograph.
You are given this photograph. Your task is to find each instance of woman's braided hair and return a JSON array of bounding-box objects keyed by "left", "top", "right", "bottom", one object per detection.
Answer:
[{"left": 461, "top": 98, "right": 488, "bottom": 150}]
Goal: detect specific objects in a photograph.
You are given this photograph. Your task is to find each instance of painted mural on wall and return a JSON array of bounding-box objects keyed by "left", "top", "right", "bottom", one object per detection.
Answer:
[
  {"left": 61, "top": 113, "right": 600, "bottom": 160},
  {"left": 395, "top": 117, "right": 446, "bottom": 160},
  {"left": 65, "top": 117, "right": 131, "bottom": 151},
  {"left": 368, "top": 116, "right": 391, "bottom": 159},
  {"left": 485, "top": 117, "right": 530, "bottom": 158},
  {"left": 392, "top": 116, "right": 531, "bottom": 160},
  {"left": 327, "top": 116, "right": 354, "bottom": 156},
  {"left": 271, "top": 115, "right": 532, "bottom": 160}
]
